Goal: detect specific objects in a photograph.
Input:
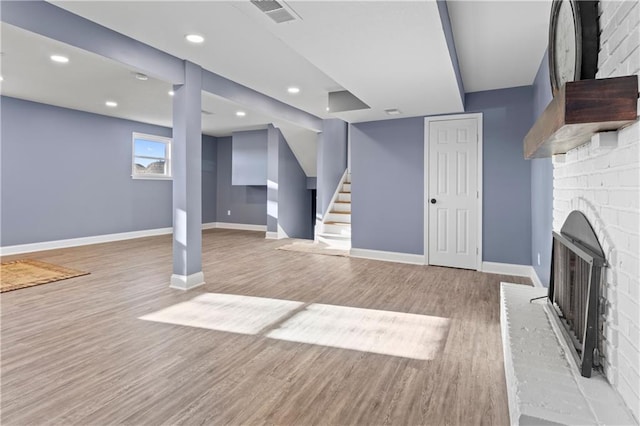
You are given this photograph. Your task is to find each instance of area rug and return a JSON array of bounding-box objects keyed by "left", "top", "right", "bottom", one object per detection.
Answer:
[
  {"left": 1, "top": 259, "right": 89, "bottom": 293},
  {"left": 277, "top": 241, "right": 349, "bottom": 257}
]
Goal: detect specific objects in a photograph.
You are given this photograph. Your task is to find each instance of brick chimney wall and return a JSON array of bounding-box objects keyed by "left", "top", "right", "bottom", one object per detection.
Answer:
[{"left": 552, "top": 1, "right": 639, "bottom": 420}]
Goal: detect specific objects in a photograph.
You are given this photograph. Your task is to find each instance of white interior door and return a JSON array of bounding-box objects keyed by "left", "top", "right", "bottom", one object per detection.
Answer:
[{"left": 427, "top": 118, "right": 479, "bottom": 269}]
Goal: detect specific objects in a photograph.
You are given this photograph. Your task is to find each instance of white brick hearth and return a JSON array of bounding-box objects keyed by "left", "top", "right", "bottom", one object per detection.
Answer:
[
  {"left": 501, "top": 283, "right": 635, "bottom": 425},
  {"left": 552, "top": 1, "right": 640, "bottom": 420}
]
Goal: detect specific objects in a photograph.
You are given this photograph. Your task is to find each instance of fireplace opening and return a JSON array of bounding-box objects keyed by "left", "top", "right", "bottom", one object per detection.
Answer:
[{"left": 549, "top": 211, "right": 607, "bottom": 378}]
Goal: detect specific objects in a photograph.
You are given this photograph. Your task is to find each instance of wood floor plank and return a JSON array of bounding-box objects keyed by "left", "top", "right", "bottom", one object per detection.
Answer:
[{"left": 1, "top": 229, "right": 531, "bottom": 425}]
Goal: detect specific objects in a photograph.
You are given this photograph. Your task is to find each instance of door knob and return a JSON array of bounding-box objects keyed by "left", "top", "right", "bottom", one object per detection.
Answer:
[{"left": 430, "top": 198, "right": 437, "bottom": 204}]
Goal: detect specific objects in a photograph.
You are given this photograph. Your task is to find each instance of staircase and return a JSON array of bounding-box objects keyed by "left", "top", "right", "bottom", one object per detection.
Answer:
[{"left": 317, "top": 173, "right": 351, "bottom": 250}]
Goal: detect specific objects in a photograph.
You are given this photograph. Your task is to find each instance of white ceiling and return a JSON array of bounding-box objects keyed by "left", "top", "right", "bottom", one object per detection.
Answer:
[
  {"left": 0, "top": 23, "right": 173, "bottom": 128},
  {"left": 448, "top": 1, "right": 551, "bottom": 93},
  {"left": 51, "top": 0, "right": 340, "bottom": 120},
  {"left": 232, "top": 0, "right": 464, "bottom": 121},
  {"left": 1, "top": 1, "right": 551, "bottom": 177},
  {"left": 0, "top": 23, "right": 319, "bottom": 174}
]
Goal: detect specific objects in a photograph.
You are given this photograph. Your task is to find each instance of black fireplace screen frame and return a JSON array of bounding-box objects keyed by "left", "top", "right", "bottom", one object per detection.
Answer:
[{"left": 549, "top": 211, "right": 607, "bottom": 378}]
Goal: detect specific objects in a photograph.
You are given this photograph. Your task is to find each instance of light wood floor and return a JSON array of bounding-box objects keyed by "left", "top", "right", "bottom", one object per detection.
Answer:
[{"left": 1, "top": 230, "right": 531, "bottom": 425}]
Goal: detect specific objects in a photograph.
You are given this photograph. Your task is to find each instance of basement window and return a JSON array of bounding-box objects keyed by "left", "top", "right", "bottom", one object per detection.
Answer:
[{"left": 132, "top": 132, "right": 172, "bottom": 179}]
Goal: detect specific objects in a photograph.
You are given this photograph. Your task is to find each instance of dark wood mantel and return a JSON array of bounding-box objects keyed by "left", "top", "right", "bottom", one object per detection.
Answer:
[{"left": 524, "top": 76, "right": 638, "bottom": 159}]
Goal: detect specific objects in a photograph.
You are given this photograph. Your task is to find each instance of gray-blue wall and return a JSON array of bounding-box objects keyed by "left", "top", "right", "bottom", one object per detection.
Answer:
[
  {"left": 531, "top": 52, "right": 554, "bottom": 286},
  {"left": 1, "top": 97, "right": 173, "bottom": 246},
  {"left": 350, "top": 86, "right": 534, "bottom": 264},
  {"left": 0, "top": 97, "right": 220, "bottom": 246},
  {"left": 465, "top": 86, "right": 533, "bottom": 265},
  {"left": 231, "top": 129, "right": 268, "bottom": 186},
  {"left": 351, "top": 117, "right": 425, "bottom": 255},
  {"left": 306, "top": 177, "right": 317, "bottom": 190},
  {"left": 278, "top": 130, "right": 313, "bottom": 239},
  {"left": 317, "top": 119, "right": 348, "bottom": 217},
  {"left": 216, "top": 136, "right": 267, "bottom": 226},
  {"left": 202, "top": 135, "right": 218, "bottom": 224}
]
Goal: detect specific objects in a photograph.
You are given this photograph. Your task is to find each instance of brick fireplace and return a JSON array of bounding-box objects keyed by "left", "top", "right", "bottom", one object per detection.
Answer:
[{"left": 552, "top": 0, "right": 639, "bottom": 419}]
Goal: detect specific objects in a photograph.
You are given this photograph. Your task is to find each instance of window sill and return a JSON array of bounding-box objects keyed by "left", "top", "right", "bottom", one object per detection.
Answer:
[{"left": 131, "top": 175, "right": 173, "bottom": 181}]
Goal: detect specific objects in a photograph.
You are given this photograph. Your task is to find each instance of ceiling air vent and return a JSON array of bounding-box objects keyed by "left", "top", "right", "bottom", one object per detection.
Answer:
[
  {"left": 251, "top": 0, "right": 283, "bottom": 12},
  {"left": 251, "top": 0, "right": 297, "bottom": 23}
]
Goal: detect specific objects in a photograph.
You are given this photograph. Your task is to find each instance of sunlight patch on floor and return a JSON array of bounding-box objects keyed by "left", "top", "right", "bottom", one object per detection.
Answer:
[
  {"left": 140, "top": 294, "right": 450, "bottom": 360},
  {"left": 267, "top": 303, "right": 450, "bottom": 360},
  {"left": 139, "top": 293, "right": 303, "bottom": 335}
]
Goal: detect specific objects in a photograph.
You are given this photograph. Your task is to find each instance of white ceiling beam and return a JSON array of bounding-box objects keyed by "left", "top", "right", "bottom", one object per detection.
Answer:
[
  {"left": 436, "top": 0, "right": 465, "bottom": 106},
  {"left": 201, "top": 69, "right": 322, "bottom": 133}
]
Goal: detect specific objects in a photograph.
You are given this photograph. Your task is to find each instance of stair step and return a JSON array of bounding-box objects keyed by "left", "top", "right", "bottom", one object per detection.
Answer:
[
  {"left": 322, "top": 222, "right": 351, "bottom": 236},
  {"left": 337, "top": 193, "right": 351, "bottom": 202},
  {"left": 334, "top": 201, "right": 350, "bottom": 204},
  {"left": 317, "top": 235, "right": 351, "bottom": 250},
  {"left": 326, "top": 212, "right": 351, "bottom": 223},
  {"left": 330, "top": 211, "right": 350, "bottom": 215},
  {"left": 331, "top": 203, "right": 351, "bottom": 213},
  {"left": 318, "top": 232, "right": 350, "bottom": 240},
  {"left": 339, "top": 191, "right": 351, "bottom": 194}
]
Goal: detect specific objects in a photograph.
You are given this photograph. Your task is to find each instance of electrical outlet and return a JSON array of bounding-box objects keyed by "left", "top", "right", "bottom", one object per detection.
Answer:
[
  {"left": 537, "top": 253, "right": 541, "bottom": 266},
  {"left": 227, "top": 210, "right": 231, "bottom": 216}
]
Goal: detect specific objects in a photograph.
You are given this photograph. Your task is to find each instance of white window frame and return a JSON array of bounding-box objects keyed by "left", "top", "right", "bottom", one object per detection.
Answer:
[{"left": 131, "top": 132, "right": 172, "bottom": 180}]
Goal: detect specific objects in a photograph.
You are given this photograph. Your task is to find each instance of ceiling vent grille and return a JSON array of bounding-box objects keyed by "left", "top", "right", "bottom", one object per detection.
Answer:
[
  {"left": 251, "top": 0, "right": 297, "bottom": 23},
  {"left": 268, "top": 8, "right": 295, "bottom": 23},
  {"left": 250, "top": 0, "right": 283, "bottom": 13}
]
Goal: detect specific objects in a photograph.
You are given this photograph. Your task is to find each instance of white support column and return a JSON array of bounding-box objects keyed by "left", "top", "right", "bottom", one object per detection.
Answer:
[
  {"left": 266, "top": 124, "right": 279, "bottom": 238},
  {"left": 347, "top": 124, "right": 352, "bottom": 173},
  {"left": 170, "top": 60, "right": 204, "bottom": 290}
]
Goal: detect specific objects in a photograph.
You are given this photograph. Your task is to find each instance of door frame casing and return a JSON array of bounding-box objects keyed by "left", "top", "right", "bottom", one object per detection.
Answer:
[{"left": 423, "top": 113, "right": 483, "bottom": 270}]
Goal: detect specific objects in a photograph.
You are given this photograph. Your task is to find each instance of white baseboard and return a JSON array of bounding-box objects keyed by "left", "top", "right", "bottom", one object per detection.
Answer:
[
  {"left": 215, "top": 222, "right": 267, "bottom": 232},
  {"left": 0, "top": 227, "right": 173, "bottom": 256},
  {"left": 482, "top": 261, "right": 531, "bottom": 277},
  {"left": 350, "top": 248, "right": 425, "bottom": 265},
  {"left": 482, "top": 262, "right": 545, "bottom": 288},
  {"left": 265, "top": 224, "right": 288, "bottom": 240},
  {"left": 170, "top": 271, "right": 205, "bottom": 290},
  {"left": 1, "top": 222, "right": 267, "bottom": 256},
  {"left": 529, "top": 269, "right": 544, "bottom": 288},
  {"left": 277, "top": 224, "right": 289, "bottom": 239}
]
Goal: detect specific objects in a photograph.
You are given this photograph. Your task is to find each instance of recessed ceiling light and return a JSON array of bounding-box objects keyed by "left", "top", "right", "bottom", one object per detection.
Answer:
[
  {"left": 326, "top": 107, "right": 330, "bottom": 112},
  {"left": 105, "top": 101, "right": 118, "bottom": 107},
  {"left": 236, "top": 111, "right": 246, "bottom": 117},
  {"left": 287, "top": 87, "right": 300, "bottom": 94},
  {"left": 384, "top": 108, "right": 402, "bottom": 116},
  {"left": 185, "top": 34, "right": 205, "bottom": 44},
  {"left": 168, "top": 90, "right": 175, "bottom": 96},
  {"left": 135, "top": 73, "right": 148, "bottom": 81},
  {"left": 50, "top": 55, "right": 69, "bottom": 63},
  {"left": 0, "top": 76, "right": 3, "bottom": 82}
]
